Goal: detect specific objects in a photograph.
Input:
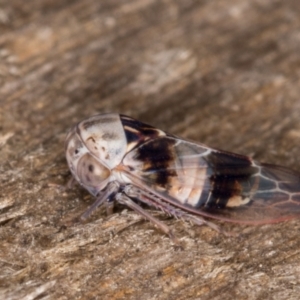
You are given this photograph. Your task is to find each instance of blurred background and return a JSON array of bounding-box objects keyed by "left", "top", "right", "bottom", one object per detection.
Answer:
[{"left": 1, "top": 1, "right": 300, "bottom": 299}]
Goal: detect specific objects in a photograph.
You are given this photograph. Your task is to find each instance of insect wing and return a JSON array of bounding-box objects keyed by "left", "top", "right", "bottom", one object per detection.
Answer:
[{"left": 120, "top": 136, "right": 300, "bottom": 224}]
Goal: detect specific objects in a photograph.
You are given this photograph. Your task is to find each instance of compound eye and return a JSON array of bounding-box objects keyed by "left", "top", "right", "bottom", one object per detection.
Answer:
[{"left": 77, "top": 154, "right": 110, "bottom": 187}]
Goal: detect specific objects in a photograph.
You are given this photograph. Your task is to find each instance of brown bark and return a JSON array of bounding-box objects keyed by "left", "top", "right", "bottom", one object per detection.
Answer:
[{"left": 1, "top": 0, "right": 300, "bottom": 299}]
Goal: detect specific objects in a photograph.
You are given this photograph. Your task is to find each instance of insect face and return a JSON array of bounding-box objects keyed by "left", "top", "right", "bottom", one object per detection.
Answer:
[
  {"left": 65, "top": 128, "right": 109, "bottom": 196},
  {"left": 65, "top": 114, "right": 128, "bottom": 196}
]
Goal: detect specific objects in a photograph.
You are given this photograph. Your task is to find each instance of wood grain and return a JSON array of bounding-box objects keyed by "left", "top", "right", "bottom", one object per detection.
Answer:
[{"left": 1, "top": 0, "right": 300, "bottom": 299}]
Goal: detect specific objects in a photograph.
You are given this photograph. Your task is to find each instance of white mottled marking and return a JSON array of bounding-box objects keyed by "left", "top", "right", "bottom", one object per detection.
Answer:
[{"left": 227, "top": 196, "right": 251, "bottom": 207}]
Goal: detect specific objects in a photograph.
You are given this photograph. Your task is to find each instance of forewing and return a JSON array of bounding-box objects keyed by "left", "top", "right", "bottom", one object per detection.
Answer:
[{"left": 121, "top": 136, "right": 300, "bottom": 224}]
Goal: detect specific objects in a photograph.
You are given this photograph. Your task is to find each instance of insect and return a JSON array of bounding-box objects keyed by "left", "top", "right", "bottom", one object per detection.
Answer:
[{"left": 65, "top": 113, "right": 300, "bottom": 239}]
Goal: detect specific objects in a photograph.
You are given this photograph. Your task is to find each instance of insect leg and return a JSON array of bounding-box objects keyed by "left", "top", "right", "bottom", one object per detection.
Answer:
[
  {"left": 81, "top": 181, "right": 120, "bottom": 220},
  {"left": 181, "top": 214, "right": 235, "bottom": 237},
  {"left": 124, "top": 185, "right": 234, "bottom": 237},
  {"left": 105, "top": 201, "right": 115, "bottom": 215},
  {"left": 67, "top": 176, "right": 77, "bottom": 189},
  {"left": 115, "top": 192, "right": 179, "bottom": 244}
]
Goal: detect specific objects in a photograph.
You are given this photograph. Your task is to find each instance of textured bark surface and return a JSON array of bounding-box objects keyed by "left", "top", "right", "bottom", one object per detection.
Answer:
[{"left": 1, "top": 0, "right": 300, "bottom": 299}]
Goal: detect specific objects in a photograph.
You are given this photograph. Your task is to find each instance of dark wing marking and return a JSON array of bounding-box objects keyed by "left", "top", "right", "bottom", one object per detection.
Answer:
[
  {"left": 121, "top": 136, "right": 300, "bottom": 224},
  {"left": 120, "top": 115, "right": 166, "bottom": 152}
]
